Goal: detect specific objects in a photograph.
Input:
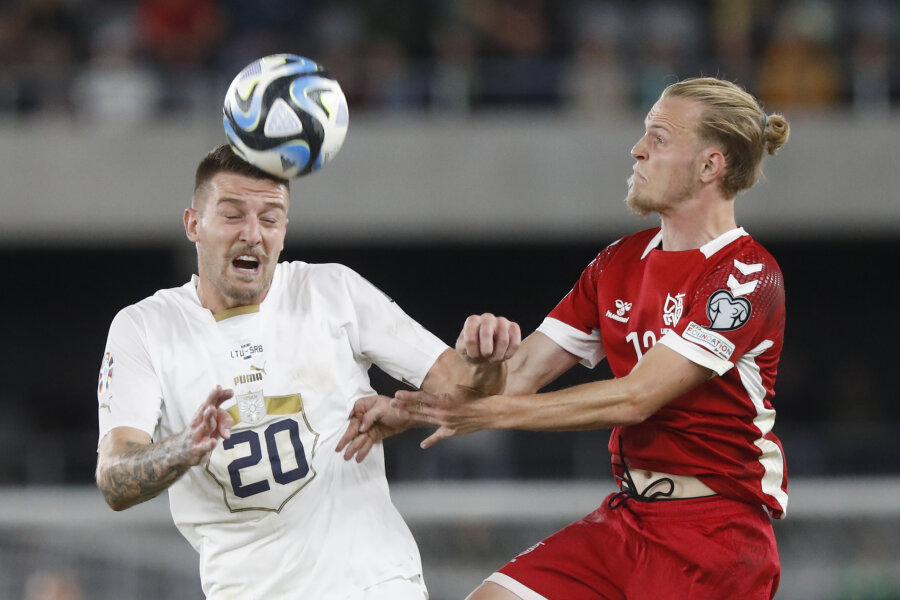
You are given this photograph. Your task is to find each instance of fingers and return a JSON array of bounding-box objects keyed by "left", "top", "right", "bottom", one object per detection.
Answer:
[
  {"left": 216, "top": 409, "right": 234, "bottom": 439},
  {"left": 201, "top": 404, "right": 218, "bottom": 436},
  {"left": 211, "top": 386, "right": 235, "bottom": 408},
  {"left": 420, "top": 426, "right": 452, "bottom": 450},
  {"left": 456, "top": 313, "right": 522, "bottom": 362},
  {"left": 359, "top": 400, "right": 389, "bottom": 433},
  {"left": 188, "top": 387, "right": 235, "bottom": 455},
  {"left": 349, "top": 395, "right": 390, "bottom": 432},
  {"left": 503, "top": 321, "right": 522, "bottom": 360},
  {"left": 335, "top": 416, "right": 361, "bottom": 452},
  {"left": 195, "top": 436, "right": 218, "bottom": 454},
  {"left": 192, "top": 386, "right": 234, "bottom": 427},
  {"left": 392, "top": 390, "right": 441, "bottom": 423},
  {"left": 343, "top": 433, "right": 375, "bottom": 463}
]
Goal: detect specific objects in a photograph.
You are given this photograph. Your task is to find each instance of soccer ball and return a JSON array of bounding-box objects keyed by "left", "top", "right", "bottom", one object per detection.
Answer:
[{"left": 223, "top": 54, "right": 349, "bottom": 179}]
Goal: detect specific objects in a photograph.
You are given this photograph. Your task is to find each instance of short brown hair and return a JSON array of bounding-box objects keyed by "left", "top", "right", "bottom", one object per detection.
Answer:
[
  {"left": 662, "top": 78, "right": 790, "bottom": 198},
  {"left": 193, "top": 144, "right": 289, "bottom": 196}
]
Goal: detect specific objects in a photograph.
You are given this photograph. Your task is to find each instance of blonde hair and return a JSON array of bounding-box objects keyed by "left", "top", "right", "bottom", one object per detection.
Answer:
[{"left": 662, "top": 77, "right": 789, "bottom": 198}]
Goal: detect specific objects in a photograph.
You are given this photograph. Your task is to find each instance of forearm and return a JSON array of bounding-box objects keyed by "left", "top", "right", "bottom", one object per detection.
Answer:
[
  {"left": 96, "top": 431, "right": 194, "bottom": 511},
  {"left": 421, "top": 349, "right": 508, "bottom": 396},
  {"left": 485, "top": 377, "right": 641, "bottom": 432},
  {"left": 481, "top": 348, "right": 710, "bottom": 431},
  {"left": 399, "top": 344, "right": 714, "bottom": 449},
  {"left": 463, "top": 360, "right": 508, "bottom": 395}
]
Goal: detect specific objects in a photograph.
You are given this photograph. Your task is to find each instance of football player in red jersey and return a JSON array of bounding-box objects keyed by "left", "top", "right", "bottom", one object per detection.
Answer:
[{"left": 343, "top": 77, "right": 791, "bottom": 600}]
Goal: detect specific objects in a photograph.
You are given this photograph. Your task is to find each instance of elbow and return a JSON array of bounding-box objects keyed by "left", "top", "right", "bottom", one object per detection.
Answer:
[
  {"left": 95, "top": 467, "right": 130, "bottom": 512},
  {"left": 104, "top": 495, "right": 131, "bottom": 512},
  {"left": 98, "top": 486, "right": 132, "bottom": 512},
  {"left": 617, "top": 402, "right": 652, "bottom": 426},
  {"left": 615, "top": 381, "right": 658, "bottom": 426}
]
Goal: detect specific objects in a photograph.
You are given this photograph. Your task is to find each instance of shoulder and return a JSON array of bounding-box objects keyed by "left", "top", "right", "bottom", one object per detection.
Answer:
[
  {"left": 112, "top": 283, "right": 191, "bottom": 325},
  {"left": 696, "top": 234, "right": 785, "bottom": 324},
  {"left": 708, "top": 234, "right": 784, "bottom": 293},
  {"left": 275, "top": 261, "right": 389, "bottom": 310},
  {"left": 277, "top": 261, "right": 366, "bottom": 291},
  {"left": 587, "top": 228, "right": 660, "bottom": 274}
]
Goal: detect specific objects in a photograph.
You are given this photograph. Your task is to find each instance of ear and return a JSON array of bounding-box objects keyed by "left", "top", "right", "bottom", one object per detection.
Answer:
[
  {"left": 184, "top": 207, "right": 201, "bottom": 242},
  {"left": 698, "top": 147, "right": 726, "bottom": 184}
]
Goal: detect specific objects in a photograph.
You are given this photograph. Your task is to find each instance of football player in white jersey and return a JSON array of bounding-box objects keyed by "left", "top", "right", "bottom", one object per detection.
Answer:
[{"left": 95, "top": 144, "right": 520, "bottom": 600}]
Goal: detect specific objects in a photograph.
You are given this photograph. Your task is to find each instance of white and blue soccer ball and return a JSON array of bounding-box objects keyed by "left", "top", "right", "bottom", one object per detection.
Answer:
[{"left": 223, "top": 54, "right": 349, "bottom": 179}]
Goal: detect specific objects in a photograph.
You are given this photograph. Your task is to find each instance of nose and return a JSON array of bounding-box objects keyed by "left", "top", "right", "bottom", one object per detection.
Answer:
[
  {"left": 240, "top": 216, "right": 262, "bottom": 246},
  {"left": 631, "top": 134, "right": 648, "bottom": 161}
]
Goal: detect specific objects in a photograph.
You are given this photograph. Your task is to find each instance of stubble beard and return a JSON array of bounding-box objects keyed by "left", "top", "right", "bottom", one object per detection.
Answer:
[
  {"left": 199, "top": 248, "right": 274, "bottom": 308},
  {"left": 624, "top": 173, "right": 698, "bottom": 217},
  {"left": 625, "top": 175, "right": 656, "bottom": 217},
  {"left": 217, "top": 261, "right": 273, "bottom": 306}
]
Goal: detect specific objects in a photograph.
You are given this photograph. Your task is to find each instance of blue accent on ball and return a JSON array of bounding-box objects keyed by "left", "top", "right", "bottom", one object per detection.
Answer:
[
  {"left": 224, "top": 54, "right": 346, "bottom": 178},
  {"left": 288, "top": 75, "right": 333, "bottom": 120},
  {"left": 230, "top": 91, "right": 264, "bottom": 131},
  {"left": 223, "top": 115, "right": 241, "bottom": 146},
  {"left": 277, "top": 141, "right": 312, "bottom": 175}
]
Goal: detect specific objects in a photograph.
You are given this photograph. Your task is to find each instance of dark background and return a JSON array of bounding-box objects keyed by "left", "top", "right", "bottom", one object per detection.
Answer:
[
  {"left": 3, "top": 235, "right": 895, "bottom": 485},
  {"left": 1, "top": 0, "right": 897, "bottom": 485}
]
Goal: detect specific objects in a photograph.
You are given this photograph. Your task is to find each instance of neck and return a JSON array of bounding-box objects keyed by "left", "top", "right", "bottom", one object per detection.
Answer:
[
  {"left": 658, "top": 192, "right": 737, "bottom": 251},
  {"left": 195, "top": 277, "right": 268, "bottom": 315}
]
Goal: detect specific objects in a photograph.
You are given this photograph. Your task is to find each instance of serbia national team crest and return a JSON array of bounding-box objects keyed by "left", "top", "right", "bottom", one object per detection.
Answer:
[
  {"left": 237, "top": 390, "right": 267, "bottom": 425},
  {"left": 706, "top": 290, "right": 752, "bottom": 331}
]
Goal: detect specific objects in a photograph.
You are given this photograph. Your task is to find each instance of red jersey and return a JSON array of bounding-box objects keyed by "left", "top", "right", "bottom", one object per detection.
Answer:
[{"left": 538, "top": 227, "right": 788, "bottom": 518}]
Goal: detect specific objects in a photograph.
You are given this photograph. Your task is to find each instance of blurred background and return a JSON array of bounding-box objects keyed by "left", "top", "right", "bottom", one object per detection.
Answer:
[{"left": 0, "top": 0, "right": 898, "bottom": 598}]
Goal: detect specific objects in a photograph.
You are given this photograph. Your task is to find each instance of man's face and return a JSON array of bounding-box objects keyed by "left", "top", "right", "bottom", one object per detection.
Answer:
[
  {"left": 625, "top": 96, "right": 706, "bottom": 216},
  {"left": 185, "top": 172, "right": 289, "bottom": 312}
]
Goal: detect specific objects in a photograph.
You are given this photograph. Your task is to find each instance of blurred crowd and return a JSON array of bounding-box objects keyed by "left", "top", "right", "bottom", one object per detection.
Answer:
[{"left": 0, "top": 0, "right": 896, "bottom": 123}]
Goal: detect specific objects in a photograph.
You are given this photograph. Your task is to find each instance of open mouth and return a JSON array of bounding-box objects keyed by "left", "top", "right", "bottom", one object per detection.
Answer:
[{"left": 232, "top": 254, "right": 261, "bottom": 273}]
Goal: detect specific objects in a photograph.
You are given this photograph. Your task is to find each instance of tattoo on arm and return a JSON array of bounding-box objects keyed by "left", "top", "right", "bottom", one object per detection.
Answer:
[{"left": 98, "top": 432, "right": 194, "bottom": 510}]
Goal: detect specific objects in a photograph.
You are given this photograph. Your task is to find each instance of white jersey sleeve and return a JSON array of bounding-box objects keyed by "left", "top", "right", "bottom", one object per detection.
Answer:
[
  {"left": 340, "top": 267, "right": 448, "bottom": 389},
  {"left": 97, "top": 307, "right": 164, "bottom": 442}
]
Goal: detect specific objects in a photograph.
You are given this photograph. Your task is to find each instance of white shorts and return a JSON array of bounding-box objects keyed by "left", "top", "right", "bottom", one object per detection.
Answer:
[{"left": 346, "top": 575, "right": 428, "bottom": 600}]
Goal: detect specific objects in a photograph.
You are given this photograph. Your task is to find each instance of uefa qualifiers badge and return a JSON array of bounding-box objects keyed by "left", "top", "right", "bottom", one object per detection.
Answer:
[
  {"left": 98, "top": 352, "right": 114, "bottom": 395},
  {"left": 706, "top": 290, "right": 752, "bottom": 331}
]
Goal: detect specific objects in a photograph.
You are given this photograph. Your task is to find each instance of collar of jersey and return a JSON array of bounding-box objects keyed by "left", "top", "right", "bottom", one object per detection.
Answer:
[
  {"left": 185, "top": 264, "right": 283, "bottom": 321},
  {"left": 213, "top": 304, "right": 260, "bottom": 322},
  {"left": 640, "top": 227, "right": 747, "bottom": 260}
]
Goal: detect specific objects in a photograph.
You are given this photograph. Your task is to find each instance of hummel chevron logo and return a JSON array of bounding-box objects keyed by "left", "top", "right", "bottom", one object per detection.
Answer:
[
  {"left": 734, "top": 259, "right": 763, "bottom": 275},
  {"left": 727, "top": 274, "right": 758, "bottom": 297}
]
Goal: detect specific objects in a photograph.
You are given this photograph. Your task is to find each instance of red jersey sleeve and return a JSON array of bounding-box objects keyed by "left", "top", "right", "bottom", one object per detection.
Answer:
[
  {"left": 658, "top": 245, "right": 785, "bottom": 375},
  {"left": 538, "top": 240, "right": 625, "bottom": 368}
]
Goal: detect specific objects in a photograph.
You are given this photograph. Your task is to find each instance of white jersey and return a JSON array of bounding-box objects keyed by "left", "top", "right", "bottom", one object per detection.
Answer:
[{"left": 97, "top": 261, "right": 447, "bottom": 599}]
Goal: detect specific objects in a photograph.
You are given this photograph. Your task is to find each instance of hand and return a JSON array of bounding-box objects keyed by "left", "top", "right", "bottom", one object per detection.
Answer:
[
  {"left": 456, "top": 313, "right": 521, "bottom": 363},
  {"left": 336, "top": 395, "right": 411, "bottom": 462},
  {"left": 392, "top": 387, "right": 489, "bottom": 449},
  {"left": 182, "top": 386, "right": 234, "bottom": 465}
]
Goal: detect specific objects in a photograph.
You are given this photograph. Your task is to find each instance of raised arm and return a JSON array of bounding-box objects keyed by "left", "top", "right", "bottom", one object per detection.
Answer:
[
  {"left": 337, "top": 313, "right": 530, "bottom": 461},
  {"left": 96, "top": 386, "right": 234, "bottom": 511},
  {"left": 393, "top": 343, "right": 712, "bottom": 448}
]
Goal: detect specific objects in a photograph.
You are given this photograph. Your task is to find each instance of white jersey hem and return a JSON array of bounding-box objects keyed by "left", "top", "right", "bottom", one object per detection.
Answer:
[
  {"left": 484, "top": 573, "right": 549, "bottom": 600},
  {"left": 659, "top": 331, "right": 732, "bottom": 375},
  {"left": 536, "top": 317, "right": 605, "bottom": 368}
]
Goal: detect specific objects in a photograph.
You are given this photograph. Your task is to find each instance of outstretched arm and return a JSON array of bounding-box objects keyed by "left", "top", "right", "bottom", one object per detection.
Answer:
[
  {"left": 96, "top": 386, "right": 234, "bottom": 511},
  {"left": 337, "top": 313, "right": 525, "bottom": 461},
  {"left": 421, "top": 313, "right": 522, "bottom": 395},
  {"left": 393, "top": 343, "right": 712, "bottom": 448}
]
